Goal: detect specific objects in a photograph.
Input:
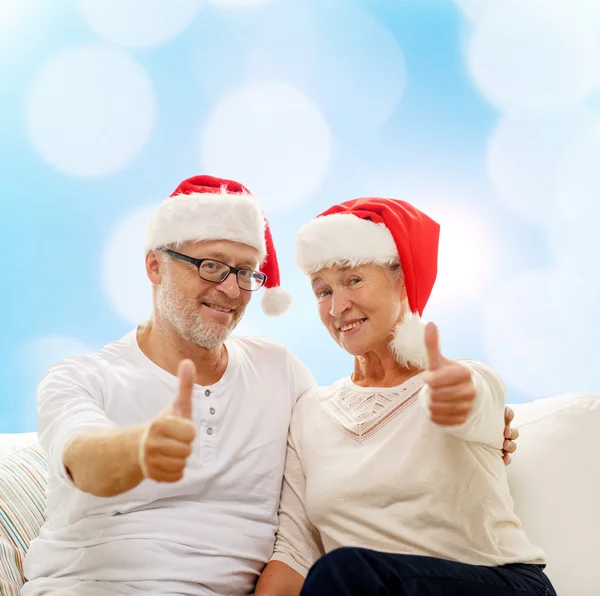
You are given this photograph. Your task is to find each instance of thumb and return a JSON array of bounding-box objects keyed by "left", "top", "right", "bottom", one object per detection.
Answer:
[
  {"left": 171, "top": 359, "right": 195, "bottom": 419},
  {"left": 424, "top": 321, "right": 444, "bottom": 371}
]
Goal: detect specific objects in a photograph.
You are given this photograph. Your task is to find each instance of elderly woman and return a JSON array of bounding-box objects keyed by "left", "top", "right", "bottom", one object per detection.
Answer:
[{"left": 256, "top": 198, "right": 556, "bottom": 596}]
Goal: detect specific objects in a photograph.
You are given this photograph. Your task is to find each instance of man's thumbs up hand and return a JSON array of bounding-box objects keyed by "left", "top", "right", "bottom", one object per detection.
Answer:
[
  {"left": 138, "top": 360, "right": 197, "bottom": 482},
  {"left": 170, "top": 360, "right": 195, "bottom": 419}
]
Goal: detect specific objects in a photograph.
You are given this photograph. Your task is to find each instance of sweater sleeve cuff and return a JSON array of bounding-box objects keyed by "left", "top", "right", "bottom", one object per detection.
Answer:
[
  {"left": 418, "top": 369, "right": 491, "bottom": 443},
  {"left": 268, "top": 552, "right": 310, "bottom": 578}
]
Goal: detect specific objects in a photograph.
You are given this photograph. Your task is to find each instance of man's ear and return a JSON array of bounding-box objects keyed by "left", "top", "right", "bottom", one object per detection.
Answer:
[{"left": 146, "top": 250, "right": 162, "bottom": 285}]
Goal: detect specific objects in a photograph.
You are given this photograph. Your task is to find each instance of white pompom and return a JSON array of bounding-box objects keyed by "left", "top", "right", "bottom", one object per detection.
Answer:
[
  {"left": 389, "top": 310, "right": 428, "bottom": 369},
  {"left": 261, "top": 286, "right": 292, "bottom": 316}
]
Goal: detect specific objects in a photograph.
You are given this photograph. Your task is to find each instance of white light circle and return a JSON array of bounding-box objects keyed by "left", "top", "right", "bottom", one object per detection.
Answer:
[
  {"left": 19, "top": 335, "right": 95, "bottom": 429},
  {"left": 457, "top": 0, "right": 600, "bottom": 33},
  {"left": 201, "top": 82, "right": 332, "bottom": 212},
  {"left": 452, "top": 0, "right": 494, "bottom": 23},
  {"left": 486, "top": 107, "right": 596, "bottom": 223},
  {"left": 483, "top": 268, "right": 598, "bottom": 398},
  {"left": 467, "top": 0, "right": 600, "bottom": 110},
  {"left": 27, "top": 45, "right": 155, "bottom": 177},
  {"left": 575, "top": 0, "right": 600, "bottom": 33},
  {"left": 210, "top": 0, "right": 272, "bottom": 7},
  {"left": 191, "top": 1, "right": 319, "bottom": 100},
  {"left": 23, "top": 336, "right": 94, "bottom": 383},
  {"left": 548, "top": 121, "right": 600, "bottom": 275},
  {"left": 103, "top": 206, "right": 156, "bottom": 326},
  {"left": 430, "top": 205, "right": 499, "bottom": 304},
  {"left": 232, "top": 315, "right": 265, "bottom": 338},
  {"left": 551, "top": 258, "right": 600, "bottom": 345},
  {"left": 310, "top": 3, "right": 406, "bottom": 135},
  {"left": 0, "top": 0, "right": 21, "bottom": 38},
  {"left": 77, "top": 0, "right": 203, "bottom": 47}
]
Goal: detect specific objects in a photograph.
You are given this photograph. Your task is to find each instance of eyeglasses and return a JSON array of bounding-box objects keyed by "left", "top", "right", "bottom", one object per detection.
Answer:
[{"left": 163, "top": 249, "right": 267, "bottom": 291}]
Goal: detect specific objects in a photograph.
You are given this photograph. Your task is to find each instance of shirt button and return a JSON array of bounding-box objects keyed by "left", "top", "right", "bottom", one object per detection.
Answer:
[
  {"left": 207, "top": 427, "right": 214, "bottom": 435},
  {"left": 205, "top": 389, "right": 211, "bottom": 397},
  {"left": 209, "top": 407, "right": 216, "bottom": 415}
]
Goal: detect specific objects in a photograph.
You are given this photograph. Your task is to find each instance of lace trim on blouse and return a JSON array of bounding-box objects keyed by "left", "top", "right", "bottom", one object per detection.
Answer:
[{"left": 321, "top": 375, "right": 425, "bottom": 443}]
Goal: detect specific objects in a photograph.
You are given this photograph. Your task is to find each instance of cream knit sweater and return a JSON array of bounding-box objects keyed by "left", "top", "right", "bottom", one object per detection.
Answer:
[{"left": 270, "top": 360, "right": 546, "bottom": 576}]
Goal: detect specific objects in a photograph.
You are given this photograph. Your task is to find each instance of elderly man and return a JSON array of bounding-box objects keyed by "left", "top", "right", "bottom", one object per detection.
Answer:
[{"left": 22, "top": 175, "right": 517, "bottom": 596}]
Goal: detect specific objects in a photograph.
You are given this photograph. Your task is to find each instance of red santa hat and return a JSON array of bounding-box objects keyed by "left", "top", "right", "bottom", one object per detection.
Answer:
[
  {"left": 295, "top": 197, "right": 440, "bottom": 367},
  {"left": 145, "top": 175, "right": 291, "bottom": 317}
]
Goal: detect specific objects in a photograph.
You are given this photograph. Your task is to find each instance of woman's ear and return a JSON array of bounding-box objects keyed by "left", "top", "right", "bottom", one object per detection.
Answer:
[{"left": 396, "top": 272, "right": 407, "bottom": 301}]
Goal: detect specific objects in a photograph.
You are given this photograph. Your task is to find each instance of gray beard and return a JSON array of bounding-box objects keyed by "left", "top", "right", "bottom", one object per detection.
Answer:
[{"left": 155, "top": 271, "right": 244, "bottom": 350}]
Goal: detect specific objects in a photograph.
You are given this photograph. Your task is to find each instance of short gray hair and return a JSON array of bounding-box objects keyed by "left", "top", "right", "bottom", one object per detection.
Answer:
[{"left": 153, "top": 242, "right": 179, "bottom": 265}]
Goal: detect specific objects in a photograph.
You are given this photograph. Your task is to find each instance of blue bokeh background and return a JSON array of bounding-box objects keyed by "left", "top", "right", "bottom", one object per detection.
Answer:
[{"left": 1, "top": 0, "right": 599, "bottom": 432}]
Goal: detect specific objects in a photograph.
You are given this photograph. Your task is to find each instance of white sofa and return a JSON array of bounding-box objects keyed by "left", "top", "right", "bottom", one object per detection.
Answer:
[
  {"left": 0, "top": 432, "right": 38, "bottom": 458},
  {"left": 1, "top": 393, "right": 599, "bottom": 595}
]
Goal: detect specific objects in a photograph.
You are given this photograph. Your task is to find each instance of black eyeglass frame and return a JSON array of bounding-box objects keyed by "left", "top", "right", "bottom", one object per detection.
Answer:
[{"left": 162, "top": 249, "right": 267, "bottom": 291}]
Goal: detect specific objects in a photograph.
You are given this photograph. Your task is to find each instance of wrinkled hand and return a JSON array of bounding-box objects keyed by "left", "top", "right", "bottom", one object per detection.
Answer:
[
  {"left": 138, "top": 359, "right": 196, "bottom": 482},
  {"left": 502, "top": 406, "right": 519, "bottom": 466},
  {"left": 423, "top": 322, "right": 476, "bottom": 426}
]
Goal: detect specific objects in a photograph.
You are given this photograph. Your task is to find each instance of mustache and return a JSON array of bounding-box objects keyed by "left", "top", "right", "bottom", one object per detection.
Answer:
[{"left": 195, "top": 295, "right": 244, "bottom": 310}]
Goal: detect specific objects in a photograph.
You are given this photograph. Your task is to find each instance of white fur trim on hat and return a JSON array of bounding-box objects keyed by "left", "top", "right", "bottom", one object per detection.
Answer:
[
  {"left": 389, "top": 309, "right": 428, "bottom": 369},
  {"left": 145, "top": 190, "right": 266, "bottom": 262},
  {"left": 296, "top": 213, "right": 398, "bottom": 273},
  {"left": 261, "top": 286, "right": 292, "bottom": 317}
]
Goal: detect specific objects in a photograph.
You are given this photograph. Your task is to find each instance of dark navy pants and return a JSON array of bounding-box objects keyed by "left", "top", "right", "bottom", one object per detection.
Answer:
[{"left": 300, "top": 548, "right": 557, "bottom": 596}]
